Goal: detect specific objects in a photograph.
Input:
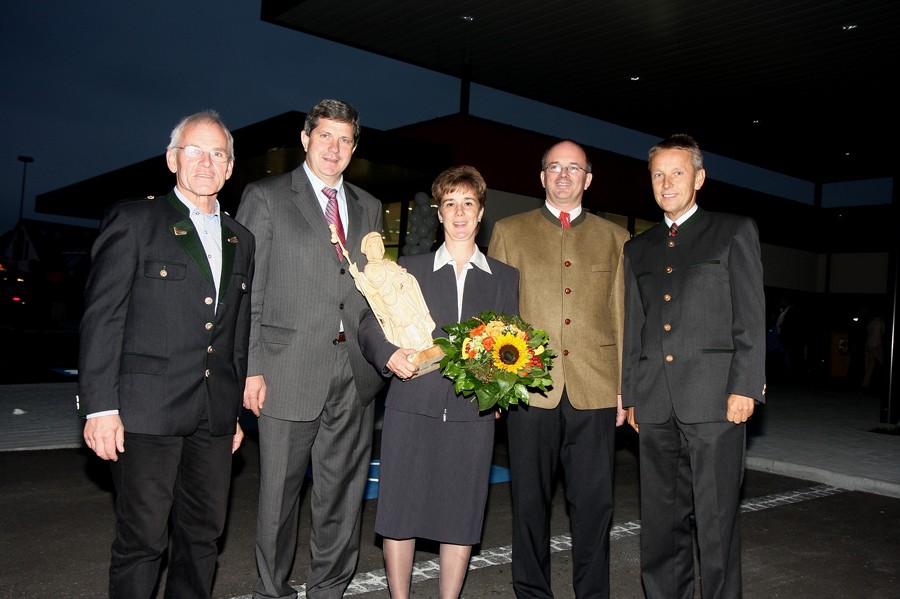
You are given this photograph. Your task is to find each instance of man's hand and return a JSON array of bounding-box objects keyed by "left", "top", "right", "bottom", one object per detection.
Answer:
[
  {"left": 626, "top": 407, "right": 639, "bottom": 433},
  {"left": 615, "top": 394, "right": 627, "bottom": 427},
  {"left": 243, "top": 375, "right": 267, "bottom": 416},
  {"left": 232, "top": 421, "right": 245, "bottom": 453},
  {"left": 83, "top": 414, "right": 125, "bottom": 461},
  {"left": 726, "top": 393, "right": 755, "bottom": 424}
]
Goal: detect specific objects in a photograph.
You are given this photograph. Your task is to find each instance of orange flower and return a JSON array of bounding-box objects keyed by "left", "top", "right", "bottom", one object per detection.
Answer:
[{"left": 433, "top": 310, "right": 556, "bottom": 412}]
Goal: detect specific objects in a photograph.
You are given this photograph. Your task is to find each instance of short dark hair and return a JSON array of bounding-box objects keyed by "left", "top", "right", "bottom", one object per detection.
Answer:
[
  {"left": 431, "top": 165, "right": 487, "bottom": 207},
  {"left": 304, "top": 99, "right": 361, "bottom": 146}
]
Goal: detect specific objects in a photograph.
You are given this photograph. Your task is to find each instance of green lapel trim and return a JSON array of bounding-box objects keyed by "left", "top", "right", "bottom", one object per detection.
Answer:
[
  {"left": 166, "top": 193, "right": 214, "bottom": 287},
  {"left": 220, "top": 223, "right": 237, "bottom": 301}
]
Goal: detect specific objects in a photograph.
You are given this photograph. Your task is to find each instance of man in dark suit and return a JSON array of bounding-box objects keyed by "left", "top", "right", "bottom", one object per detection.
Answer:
[
  {"left": 79, "top": 110, "right": 255, "bottom": 598},
  {"left": 623, "top": 134, "right": 766, "bottom": 599},
  {"left": 235, "top": 99, "right": 385, "bottom": 599},
  {"left": 488, "top": 140, "right": 630, "bottom": 598}
]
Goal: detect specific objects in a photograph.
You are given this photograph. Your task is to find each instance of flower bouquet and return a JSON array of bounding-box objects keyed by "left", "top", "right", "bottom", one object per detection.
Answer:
[{"left": 433, "top": 310, "right": 555, "bottom": 411}]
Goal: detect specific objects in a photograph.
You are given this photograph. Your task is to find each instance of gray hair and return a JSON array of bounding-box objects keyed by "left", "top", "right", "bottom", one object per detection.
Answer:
[
  {"left": 649, "top": 134, "right": 703, "bottom": 170},
  {"left": 167, "top": 109, "right": 234, "bottom": 159}
]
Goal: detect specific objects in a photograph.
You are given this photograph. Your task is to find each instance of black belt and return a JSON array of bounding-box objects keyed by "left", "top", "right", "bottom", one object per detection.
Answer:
[{"left": 334, "top": 331, "right": 346, "bottom": 344}]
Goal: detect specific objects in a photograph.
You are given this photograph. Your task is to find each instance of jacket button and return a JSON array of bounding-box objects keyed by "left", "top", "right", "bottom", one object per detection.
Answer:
[
  {"left": 664, "top": 323, "right": 672, "bottom": 331},
  {"left": 565, "top": 318, "right": 571, "bottom": 325},
  {"left": 663, "top": 294, "right": 672, "bottom": 302},
  {"left": 565, "top": 288, "right": 571, "bottom": 294},
  {"left": 205, "top": 322, "right": 213, "bottom": 331},
  {"left": 564, "top": 260, "right": 571, "bottom": 267},
  {"left": 207, "top": 346, "right": 214, "bottom": 354},
  {"left": 665, "top": 266, "right": 673, "bottom": 274},
  {"left": 241, "top": 282, "right": 247, "bottom": 290},
  {"left": 205, "top": 297, "right": 214, "bottom": 305},
  {"left": 665, "top": 355, "right": 674, "bottom": 362},
  {"left": 204, "top": 369, "right": 211, "bottom": 377},
  {"left": 160, "top": 269, "right": 168, "bottom": 277},
  {"left": 668, "top": 239, "right": 675, "bottom": 248},
  {"left": 563, "top": 349, "right": 569, "bottom": 356}
]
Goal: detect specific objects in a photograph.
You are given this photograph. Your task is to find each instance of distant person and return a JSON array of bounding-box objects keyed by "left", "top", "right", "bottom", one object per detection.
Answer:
[
  {"left": 488, "top": 140, "right": 629, "bottom": 598},
  {"left": 623, "top": 134, "right": 766, "bottom": 599},
  {"left": 79, "top": 110, "right": 254, "bottom": 598},
  {"left": 862, "top": 308, "right": 886, "bottom": 389},
  {"left": 235, "top": 98, "right": 386, "bottom": 599},
  {"left": 359, "top": 165, "right": 518, "bottom": 598},
  {"left": 776, "top": 296, "right": 804, "bottom": 382}
]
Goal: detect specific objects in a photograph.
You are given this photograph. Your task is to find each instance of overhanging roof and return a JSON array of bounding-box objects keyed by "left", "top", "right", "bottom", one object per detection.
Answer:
[{"left": 262, "top": 0, "right": 898, "bottom": 184}]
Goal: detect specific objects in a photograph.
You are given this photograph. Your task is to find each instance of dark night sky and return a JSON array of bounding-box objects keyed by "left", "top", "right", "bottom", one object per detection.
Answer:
[
  {"left": 2, "top": 1, "right": 887, "bottom": 238},
  {"left": 0, "top": 0, "right": 462, "bottom": 234}
]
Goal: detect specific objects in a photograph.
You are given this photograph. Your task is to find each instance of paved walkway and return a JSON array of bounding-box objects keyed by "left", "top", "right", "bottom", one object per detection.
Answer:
[{"left": 1, "top": 381, "right": 898, "bottom": 498}]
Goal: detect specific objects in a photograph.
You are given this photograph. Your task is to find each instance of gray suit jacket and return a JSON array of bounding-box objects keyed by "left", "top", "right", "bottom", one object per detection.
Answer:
[
  {"left": 236, "top": 166, "right": 385, "bottom": 421},
  {"left": 358, "top": 252, "right": 519, "bottom": 420},
  {"left": 78, "top": 192, "right": 255, "bottom": 436},
  {"left": 622, "top": 208, "right": 767, "bottom": 423}
]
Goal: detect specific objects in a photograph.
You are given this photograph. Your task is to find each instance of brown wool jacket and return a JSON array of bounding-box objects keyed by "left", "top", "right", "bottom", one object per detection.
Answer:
[{"left": 488, "top": 205, "right": 629, "bottom": 409}]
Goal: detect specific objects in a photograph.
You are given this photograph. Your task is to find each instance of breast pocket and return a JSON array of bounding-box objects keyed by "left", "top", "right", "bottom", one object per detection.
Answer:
[{"left": 143, "top": 260, "right": 187, "bottom": 281}]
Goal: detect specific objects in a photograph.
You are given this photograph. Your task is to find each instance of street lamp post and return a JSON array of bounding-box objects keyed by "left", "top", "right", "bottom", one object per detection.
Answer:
[{"left": 17, "top": 155, "right": 34, "bottom": 223}]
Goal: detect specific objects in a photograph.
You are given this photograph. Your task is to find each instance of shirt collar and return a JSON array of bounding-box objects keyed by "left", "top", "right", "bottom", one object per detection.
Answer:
[
  {"left": 303, "top": 162, "right": 343, "bottom": 198},
  {"left": 665, "top": 203, "right": 698, "bottom": 228},
  {"left": 545, "top": 202, "right": 582, "bottom": 221},
  {"left": 433, "top": 243, "right": 492, "bottom": 274},
  {"left": 174, "top": 188, "right": 219, "bottom": 218}
]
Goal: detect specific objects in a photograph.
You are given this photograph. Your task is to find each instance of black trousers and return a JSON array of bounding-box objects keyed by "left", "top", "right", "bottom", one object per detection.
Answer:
[
  {"left": 108, "top": 423, "right": 233, "bottom": 599},
  {"left": 638, "top": 415, "right": 746, "bottom": 599},
  {"left": 506, "top": 389, "right": 616, "bottom": 598}
]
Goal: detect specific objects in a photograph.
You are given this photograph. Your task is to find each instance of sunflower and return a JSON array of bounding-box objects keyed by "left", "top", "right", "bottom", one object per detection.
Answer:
[
  {"left": 492, "top": 333, "right": 530, "bottom": 373},
  {"left": 433, "top": 310, "right": 555, "bottom": 411}
]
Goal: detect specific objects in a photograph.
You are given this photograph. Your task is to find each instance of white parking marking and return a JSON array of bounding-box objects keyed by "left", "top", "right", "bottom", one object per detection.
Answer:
[{"left": 229, "top": 484, "right": 846, "bottom": 597}]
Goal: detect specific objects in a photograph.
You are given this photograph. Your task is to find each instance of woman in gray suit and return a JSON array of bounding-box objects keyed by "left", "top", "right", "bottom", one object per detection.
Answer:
[{"left": 358, "top": 166, "right": 519, "bottom": 598}]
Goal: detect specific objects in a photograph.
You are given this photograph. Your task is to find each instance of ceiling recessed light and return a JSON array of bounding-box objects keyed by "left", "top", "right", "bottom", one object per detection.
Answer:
[
  {"left": 630, "top": 76, "right": 640, "bottom": 81},
  {"left": 461, "top": 15, "right": 475, "bottom": 22},
  {"left": 841, "top": 24, "right": 857, "bottom": 31}
]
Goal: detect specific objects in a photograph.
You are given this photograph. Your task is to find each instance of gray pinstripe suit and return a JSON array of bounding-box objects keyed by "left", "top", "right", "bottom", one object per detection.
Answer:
[{"left": 236, "top": 165, "right": 384, "bottom": 599}]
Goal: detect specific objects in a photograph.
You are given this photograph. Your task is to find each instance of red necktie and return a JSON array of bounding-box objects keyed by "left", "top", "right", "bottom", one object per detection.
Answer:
[
  {"left": 560, "top": 211, "right": 571, "bottom": 228},
  {"left": 669, "top": 222, "right": 679, "bottom": 237},
  {"left": 323, "top": 187, "right": 345, "bottom": 261}
]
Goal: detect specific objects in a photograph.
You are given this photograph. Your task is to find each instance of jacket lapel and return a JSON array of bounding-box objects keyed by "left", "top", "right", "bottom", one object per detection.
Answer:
[
  {"left": 343, "top": 185, "right": 366, "bottom": 263},
  {"left": 290, "top": 169, "right": 342, "bottom": 261},
  {"left": 219, "top": 222, "right": 238, "bottom": 300},
  {"left": 166, "top": 192, "right": 214, "bottom": 287}
]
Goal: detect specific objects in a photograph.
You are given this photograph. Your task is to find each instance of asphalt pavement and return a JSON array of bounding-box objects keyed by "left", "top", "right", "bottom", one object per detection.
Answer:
[{"left": 1, "top": 377, "right": 898, "bottom": 598}]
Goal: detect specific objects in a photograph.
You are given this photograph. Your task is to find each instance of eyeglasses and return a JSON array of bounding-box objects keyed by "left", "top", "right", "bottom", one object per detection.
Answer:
[
  {"left": 544, "top": 163, "right": 589, "bottom": 175},
  {"left": 175, "top": 145, "right": 231, "bottom": 163}
]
